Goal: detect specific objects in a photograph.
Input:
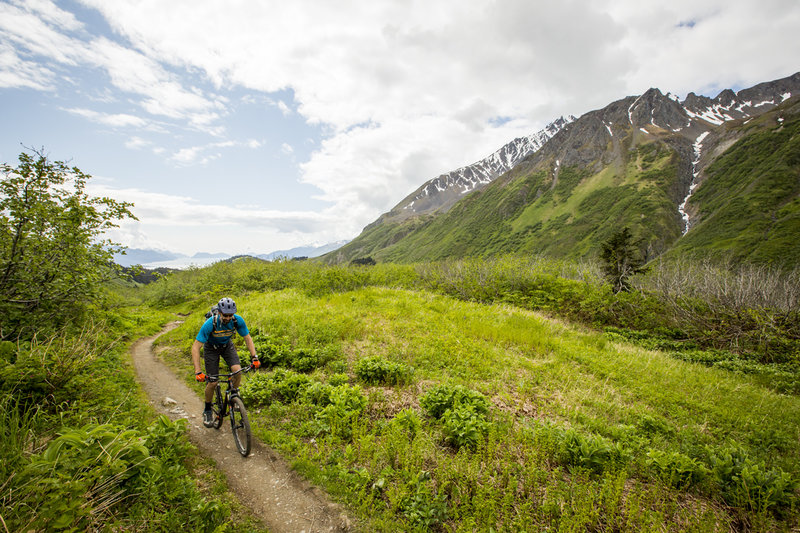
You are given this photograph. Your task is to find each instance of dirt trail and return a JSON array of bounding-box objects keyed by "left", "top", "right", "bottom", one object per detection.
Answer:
[{"left": 130, "top": 322, "right": 354, "bottom": 533}]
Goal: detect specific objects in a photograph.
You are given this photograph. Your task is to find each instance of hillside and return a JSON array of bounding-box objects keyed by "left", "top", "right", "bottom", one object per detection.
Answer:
[
  {"left": 326, "top": 72, "right": 800, "bottom": 266},
  {"left": 141, "top": 258, "right": 800, "bottom": 532}
]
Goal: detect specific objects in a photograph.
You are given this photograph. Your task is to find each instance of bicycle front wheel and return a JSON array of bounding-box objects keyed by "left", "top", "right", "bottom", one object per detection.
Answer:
[{"left": 229, "top": 396, "right": 251, "bottom": 456}]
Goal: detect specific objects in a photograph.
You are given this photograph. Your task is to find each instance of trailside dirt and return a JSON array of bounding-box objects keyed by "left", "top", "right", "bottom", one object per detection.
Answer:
[{"left": 130, "top": 322, "right": 355, "bottom": 533}]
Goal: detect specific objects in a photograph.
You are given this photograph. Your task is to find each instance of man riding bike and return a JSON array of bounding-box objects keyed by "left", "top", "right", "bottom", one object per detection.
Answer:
[{"left": 192, "top": 297, "right": 260, "bottom": 427}]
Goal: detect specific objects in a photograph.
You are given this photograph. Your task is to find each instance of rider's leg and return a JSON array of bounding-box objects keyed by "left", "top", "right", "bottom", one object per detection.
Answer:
[
  {"left": 205, "top": 381, "right": 216, "bottom": 403},
  {"left": 220, "top": 342, "right": 243, "bottom": 389},
  {"left": 231, "top": 364, "right": 243, "bottom": 388},
  {"left": 203, "top": 343, "right": 223, "bottom": 404}
]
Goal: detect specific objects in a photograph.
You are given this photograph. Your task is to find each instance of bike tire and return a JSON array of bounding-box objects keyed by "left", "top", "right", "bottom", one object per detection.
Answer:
[
  {"left": 211, "top": 386, "right": 224, "bottom": 430},
  {"left": 229, "top": 395, "right": 251, "bottom": 457}
]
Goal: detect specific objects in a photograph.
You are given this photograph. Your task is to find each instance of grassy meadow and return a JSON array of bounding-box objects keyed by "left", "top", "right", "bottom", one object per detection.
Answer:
[{"left": 148, "top": 257, "right": 800, "bottom": 532}]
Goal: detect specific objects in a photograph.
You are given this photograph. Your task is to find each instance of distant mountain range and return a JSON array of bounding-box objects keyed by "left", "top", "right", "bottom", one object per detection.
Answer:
[
  {"left": 114, "top": 240, "right": 349, "bottom": 268},
  {"left": 324, "top": 72, "right": 800, "bottom": 268}
]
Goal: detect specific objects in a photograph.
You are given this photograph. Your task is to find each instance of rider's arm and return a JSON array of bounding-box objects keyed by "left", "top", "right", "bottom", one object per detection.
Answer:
[
  {"left": 191, "top": 340, "right": 204, "bottom": 374},
  {"left": 243, "top": 334, "right": 257, "bottom": 359}
]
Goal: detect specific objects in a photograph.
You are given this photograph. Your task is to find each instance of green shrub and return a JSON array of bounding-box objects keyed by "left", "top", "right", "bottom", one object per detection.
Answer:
[
  {"left": 392, "top": 408, "right": 422, "bottom": 438},
  {"left": 302, "top": 381, "right": 335, "bottom": 406},
  {"left": 328, "top": 372, "right": 349, "bottom": 386},
  {"left": 18, "top": 423, "right": 154, "bottom": 531},
  {"left": 252, "top": 335, "right": 291, "bottom": 368},
  {"left": 558, "top": 428, "right": 626, "bottom": 475},
  {"left": 441, "top": 403, "right": 490, "bottom": 449},
  {"left": 0, "top": 340, "right": 16, "bottom": 363},
  {"left": 708, "top": 445, "right": 797, "bottom": 514},
  {"left": 646, "top": 449, "right": 709, "bottom": 489},
  {"left": 289, "top": 345, "right": 339, "bottom": 373},
  {"left": 399, "top": 471, "right": 449, "bottom": 530},
  {"left": 420, "top": 383, "right": 490, "bottom": 419},
  {"left": 240, "top": 368, "right": 312, "bottom": 406},
  {"left": 635, "top": 414, "right": 676, "bottom": 437},
  {"left": 355, "top": 356, "right": 414, "bottom": 385},
  {"left": 311, "top": 384, "right": 367, "bottom": 440}
]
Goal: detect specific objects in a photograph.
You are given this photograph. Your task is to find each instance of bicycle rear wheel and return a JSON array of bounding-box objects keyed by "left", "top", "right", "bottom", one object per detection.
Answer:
[
  {"left": 211, "top": 386, "right": 224, "bottom": 429},
  {"left": 229, "top": 396, "right": 251, "bottom": 456}
]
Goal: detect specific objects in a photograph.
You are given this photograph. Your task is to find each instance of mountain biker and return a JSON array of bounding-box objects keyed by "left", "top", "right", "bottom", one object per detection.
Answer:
[{"left": 192, "top": 297, "right": 260, "bottom": 427}]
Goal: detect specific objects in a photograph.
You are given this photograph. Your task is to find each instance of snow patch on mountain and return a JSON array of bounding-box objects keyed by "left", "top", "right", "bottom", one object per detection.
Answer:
[
  {"left": 399, "top": 116, "right": 575, "bottom": 215},
  {"left": 679, "top": 131, "right": 710, "bottom": 234}
]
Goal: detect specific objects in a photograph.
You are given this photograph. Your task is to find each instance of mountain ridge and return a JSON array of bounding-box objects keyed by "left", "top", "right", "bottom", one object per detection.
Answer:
[
  {"left": 326, "top": 71, "right": 800, "bottom": 266},
  {"left": 370, "top": 116, "right": 575, "bottom": 229}
]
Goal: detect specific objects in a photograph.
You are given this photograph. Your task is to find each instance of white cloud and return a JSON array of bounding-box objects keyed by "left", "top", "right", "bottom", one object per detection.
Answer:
[
  {"left": 170, "top": 139, "right": 262, "bottom": 165},
  {"left": 7, "top": 0, "right": 800, "bottom": 253},
  {"left": 0, "top": 43, "right": 55, "bottom": 89},
  {"left": 64, "top": 107, "right": 148, "bottom": 128},
  {"left": 277, "top": 100, "right": 291, "bottom": 116},
  {"left": 89, "top": 182, "right": 339, "bottom": 253},
  {"left": 125, "top": 136, "right": 149, "bottom": 149}
]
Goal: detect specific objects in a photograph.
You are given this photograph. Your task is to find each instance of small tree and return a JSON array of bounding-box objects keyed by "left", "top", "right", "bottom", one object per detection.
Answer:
[
  {"left": 600, "top": 227, "right": 648, "bottom": 293},
  {"left": 0, "top": 149, "right": 136, "bottom": 338}
]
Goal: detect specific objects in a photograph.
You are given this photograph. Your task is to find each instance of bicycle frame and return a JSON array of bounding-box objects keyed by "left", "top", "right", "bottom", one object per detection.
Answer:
[
  {"left": 204, "top": 365, "right": 253, "bottom": 456},
  {"left": 206, "top": 367, "right": 246, "bottom": 411}
]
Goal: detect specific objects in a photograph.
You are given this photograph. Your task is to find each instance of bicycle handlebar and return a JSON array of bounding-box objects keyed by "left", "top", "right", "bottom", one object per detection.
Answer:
[{"left": 202, "top": 364, "right": 255, "bottom": 383}]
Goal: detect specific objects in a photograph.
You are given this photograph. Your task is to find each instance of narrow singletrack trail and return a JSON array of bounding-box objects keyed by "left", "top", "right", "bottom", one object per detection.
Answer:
[{"left": 130, "top": 322, "right": 355, "bottom": 533}]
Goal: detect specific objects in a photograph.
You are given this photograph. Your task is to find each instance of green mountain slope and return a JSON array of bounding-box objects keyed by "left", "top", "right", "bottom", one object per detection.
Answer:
[
  {"left": 328, "top": 94, "right": 800, "bottom": 268},
  {"left": 669, "top": 99, "right": 800, "bottom": 267}
]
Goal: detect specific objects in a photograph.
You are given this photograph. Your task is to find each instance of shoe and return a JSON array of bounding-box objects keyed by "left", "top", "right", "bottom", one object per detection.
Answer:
[{"left": 202, "top": 409, "right": 214, "bottom": 427}]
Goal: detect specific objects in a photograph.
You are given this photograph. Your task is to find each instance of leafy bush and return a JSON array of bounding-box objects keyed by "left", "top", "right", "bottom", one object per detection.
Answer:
[
  {"left": 646, "top": 449, "right": 709, "bottom": 489},
  {"left": 0, "top": 149, "right": 135, "bottom": 337},
  {"left": 240, "top": 368, "right": 312, "bottom": 406},
  {"left": 288, "top": 345, "right": 339, "bottom": 373},
  {"left": 441, "top": 403, "right": 490, "bottom": 449},
  {"left": 558, "top": 428, "right": 626, "bottom": 475},
  {"left": 635, "top": 414, "right": 676, "bottom": 437},
  {"left": 302, "top": 381, "right": 335, "bottom": 406},
  {"left": 392, "top": 408, "right": 422, "bottom": 438},
  {"left": 708, "top": 445, "right": 798, "bottom": 514},
  {"left": 355, "top": 356, "right": 413, "bottom": 385},
  {"left": 399, "top": 471, "right": 449, "bottom": 530},
  {"left": 420, "top": 383, "right": 490, "bottom": 419},
  {"left": 6, "top": 417, "right": 227, "bottom": 533},
  {"left": 18, "top": 423, "right": 153, "bottom": 531},
  {"left": 252, "top": 334, "right": 291, "bottom": 368},
  {"left": 328, "top": 372, "right": 349, "bottom": 386},
  {"left": 311, "top": 384, "right": 366, "bottom": 440}
]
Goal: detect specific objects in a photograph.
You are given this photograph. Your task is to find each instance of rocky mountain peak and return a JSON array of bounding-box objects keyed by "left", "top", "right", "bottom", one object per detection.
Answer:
[{"left": 377, "top": 116, "right": 575, "bottom": 223}]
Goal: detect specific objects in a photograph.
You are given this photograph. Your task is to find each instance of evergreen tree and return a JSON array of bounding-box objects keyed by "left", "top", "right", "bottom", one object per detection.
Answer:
[{"left": 600, "top": 227, "right": 648, "bottom": 293}]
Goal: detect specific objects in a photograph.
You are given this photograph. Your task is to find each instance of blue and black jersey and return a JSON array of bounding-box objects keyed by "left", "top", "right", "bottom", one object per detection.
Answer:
[{"left": 196, "top": 314, "right": 249, "bottom": 346}]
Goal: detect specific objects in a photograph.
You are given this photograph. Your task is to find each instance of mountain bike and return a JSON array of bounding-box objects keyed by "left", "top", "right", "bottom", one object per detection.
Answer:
[{"left": 204, "top": 366, "right": 253, "bottom": 457}]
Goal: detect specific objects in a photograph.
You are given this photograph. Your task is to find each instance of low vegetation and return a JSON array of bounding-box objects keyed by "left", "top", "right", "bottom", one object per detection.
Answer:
[{"left": 147, "top": 257, "right": 799, "bottom": 532}]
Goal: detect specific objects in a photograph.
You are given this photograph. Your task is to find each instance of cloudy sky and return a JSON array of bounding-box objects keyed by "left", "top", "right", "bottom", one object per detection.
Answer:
[{"left": 1, "top": 0, "right": 798, "bottom": 257}]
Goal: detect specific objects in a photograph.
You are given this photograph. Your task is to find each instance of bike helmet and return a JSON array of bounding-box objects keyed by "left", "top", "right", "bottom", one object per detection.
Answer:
[{"left": 217, "top": 297, "right": 237, "bottom": 315}]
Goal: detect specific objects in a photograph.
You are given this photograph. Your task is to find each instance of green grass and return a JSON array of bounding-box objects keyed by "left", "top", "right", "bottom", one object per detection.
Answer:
[{"left": 158, "top": 286, "right": 800, "bottom": 531}]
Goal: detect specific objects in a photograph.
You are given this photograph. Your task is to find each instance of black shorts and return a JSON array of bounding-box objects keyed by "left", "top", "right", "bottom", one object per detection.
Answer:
[{"left": 203, "top": 342, "right": 241, "bottom": 377}]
